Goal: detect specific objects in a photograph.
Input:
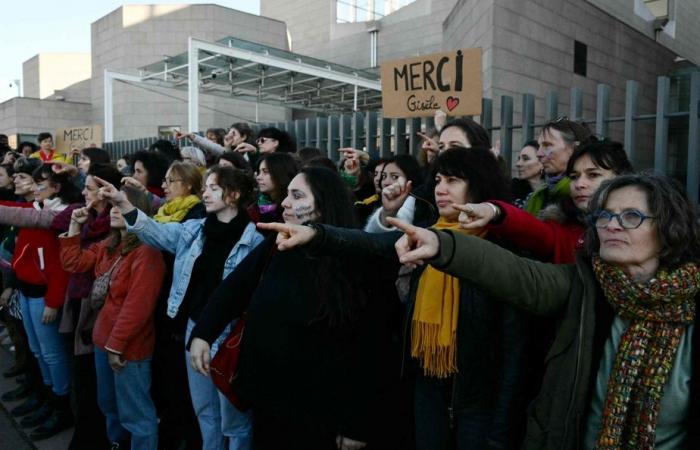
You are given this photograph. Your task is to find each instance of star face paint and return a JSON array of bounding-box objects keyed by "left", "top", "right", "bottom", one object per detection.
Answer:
[{"left": 282, "top": 174, "right": 319, "bottom": 225}]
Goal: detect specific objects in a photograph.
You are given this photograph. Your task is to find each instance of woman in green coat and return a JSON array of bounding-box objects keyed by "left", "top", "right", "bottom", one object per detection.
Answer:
[
  {"left": 264, "top": 172, "right": 699, "bottom": 450},
  {"left": 392, "top": 173, "right": 699, "bottom": 450}
]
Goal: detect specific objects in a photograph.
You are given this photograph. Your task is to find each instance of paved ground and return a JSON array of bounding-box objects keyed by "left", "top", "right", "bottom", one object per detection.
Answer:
[{"left": 0, "top": 325, "right": 72, "bottom": 450}]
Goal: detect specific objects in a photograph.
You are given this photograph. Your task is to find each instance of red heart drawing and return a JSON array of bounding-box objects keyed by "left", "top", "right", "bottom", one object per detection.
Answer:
[{"left": 446, "top": 96, "right": 460, "bottom": 112}]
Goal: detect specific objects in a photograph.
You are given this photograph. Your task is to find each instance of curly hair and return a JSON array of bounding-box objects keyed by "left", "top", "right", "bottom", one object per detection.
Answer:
[{"left": 585, "top": 172, "right": 700, "bottom": 268}]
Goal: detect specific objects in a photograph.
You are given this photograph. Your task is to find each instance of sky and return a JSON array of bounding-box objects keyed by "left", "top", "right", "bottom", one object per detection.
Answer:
[{"left": 0, "top": 0, "right": 260, "bottom": 104}]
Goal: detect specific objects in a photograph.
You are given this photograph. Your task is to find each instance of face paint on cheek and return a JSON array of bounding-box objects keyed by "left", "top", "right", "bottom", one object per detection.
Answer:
[{"left": 293, "top": 204, "right": 317, "bottom": 221}]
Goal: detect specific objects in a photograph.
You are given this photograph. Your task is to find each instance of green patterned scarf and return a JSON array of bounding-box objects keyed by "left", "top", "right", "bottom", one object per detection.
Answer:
[
  {"left": 525, "top": 176, "right": 570, "bottom": 215},
  {"left": 592, "top": 256, "right": 697, "bottom": 449}
]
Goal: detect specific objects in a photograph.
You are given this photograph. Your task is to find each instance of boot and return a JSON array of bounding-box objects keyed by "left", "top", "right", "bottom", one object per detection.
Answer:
[
  {"left": 3, "top": 363, "right": 26, "bottom": 378},
  {"left": 11, "top": 393, "right": 42, "bottom": 417},
  {"left": 30, "top": 392, "right": 74, "bottom": 441},
  {"left": 1, "top": 381, "right": 32, "bottom": 401},
  {"left": 20, "top": 401, "right": 52, "bottom": 427}
]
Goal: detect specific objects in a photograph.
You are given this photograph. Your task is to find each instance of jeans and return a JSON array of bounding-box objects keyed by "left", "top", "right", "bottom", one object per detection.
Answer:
[
  {"left": 414, "top": 375, "right": 494, "bottom": 450},
  {"left": 18, "top": 291, "right": 71, "bottom": 395},
  {"left": 94, "top": 348, "right": 158, "bottom": 450},
  {"left": 185, "top": 319, "right": 253, "bottom": 450}
]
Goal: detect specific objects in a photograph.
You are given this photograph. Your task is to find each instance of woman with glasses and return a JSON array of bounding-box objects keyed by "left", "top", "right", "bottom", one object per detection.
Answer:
[
  {"left": 526, "top": 118, "right": 592, "bottom": 216},
  {"left": 388, "top": 172, "right": 700, "bottom": 449},
  {"left": 149, "top": 160, "right": 207, "bottom": 450},
  {"left": 457, "top": 139, "right": 633, "bottom": 264}
]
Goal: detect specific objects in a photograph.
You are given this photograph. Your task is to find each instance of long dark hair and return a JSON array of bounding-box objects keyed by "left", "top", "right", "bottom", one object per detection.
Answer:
[
  {"left": 257, "top": 153, "right": 299, "bottom": 204},
  {"left": 300, "top": 167, "right": 364, "bottom": 327}
]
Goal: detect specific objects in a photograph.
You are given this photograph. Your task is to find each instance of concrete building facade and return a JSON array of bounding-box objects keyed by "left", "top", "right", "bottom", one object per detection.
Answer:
[
  {"left": 261, "top": 0, "right": 697, "bottom": 169},
  {"left": 1, "top": 0, "right": 697, "bottom": 167},
  {"left": 22, "top": 53, "right": 92, "bottom": 100},
  {"left": 1, "top": 4, "right": 291, "bottom": 143}
]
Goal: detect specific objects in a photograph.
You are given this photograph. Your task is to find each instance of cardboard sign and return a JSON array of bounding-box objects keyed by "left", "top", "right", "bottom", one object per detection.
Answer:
[
  {"left": 55, "top": 125, "right": 103, "bottom": 153},
  {"left": 380, "top": 49, "right": 482, "bottom": 118}
]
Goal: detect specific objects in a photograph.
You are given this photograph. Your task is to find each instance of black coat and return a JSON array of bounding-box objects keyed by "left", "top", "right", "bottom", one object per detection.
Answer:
[
  {"left": 307, "top": 225, "right": 531, "bottom": 447},
  {"left": 191, "top": 236, "right": 398, "bottom": 445}
]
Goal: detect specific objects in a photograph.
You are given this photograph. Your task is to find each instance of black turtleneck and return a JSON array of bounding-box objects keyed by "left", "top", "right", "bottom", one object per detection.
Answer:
[{"left": 183, "top": 211, "right": 250, "bottom": 322}]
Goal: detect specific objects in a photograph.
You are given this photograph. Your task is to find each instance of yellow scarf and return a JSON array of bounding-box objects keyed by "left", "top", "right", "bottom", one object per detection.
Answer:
[
  {"left": 411, "top": 216, "right": 487, "bottom": 378},
  {"left": 154, "top": 195, "right": 201, "bottom": 223}
]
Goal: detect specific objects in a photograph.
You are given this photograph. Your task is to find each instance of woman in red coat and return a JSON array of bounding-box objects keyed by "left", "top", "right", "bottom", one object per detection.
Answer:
[
  {"left": 458, "top": 139, "right": 633, "bottom": 264},
  {"left": 60, "top": 186, "right": 166, "bottom": 450}
]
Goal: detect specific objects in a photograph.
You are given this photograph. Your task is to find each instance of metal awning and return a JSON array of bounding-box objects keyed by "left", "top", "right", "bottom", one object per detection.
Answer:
[{"left": 104, "top": 36, "right": 382, "bottom": 142}]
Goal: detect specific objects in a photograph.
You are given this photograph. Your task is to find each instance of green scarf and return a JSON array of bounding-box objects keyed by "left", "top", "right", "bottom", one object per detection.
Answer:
[
  {"left": 525, "top": 176, "right": 570, "bottom": 216},
  {"left": 592, "top": 257, "right": 697, "bottom": 449},
  {"left": 153, "top": 195, "right": 201, "bottom": 223}
]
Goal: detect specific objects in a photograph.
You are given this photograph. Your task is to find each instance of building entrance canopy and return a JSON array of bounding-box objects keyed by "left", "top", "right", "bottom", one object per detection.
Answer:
[{"left": 104, "top": 36, "right": 381, "bottom": 141}]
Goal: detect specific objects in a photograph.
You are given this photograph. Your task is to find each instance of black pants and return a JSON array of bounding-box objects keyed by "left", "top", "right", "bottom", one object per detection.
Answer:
[
  {"left": 152, "top": 335, "right": 202, "bottom": 450},
  {"left": 252, "top": 408, "right": 337, "bottom": 450},
  {"left": 68, "top": 352, "right": 110, "bottom": 450},
  {"left": 0, "top": 309, "right": 30, "bottom": 369}
]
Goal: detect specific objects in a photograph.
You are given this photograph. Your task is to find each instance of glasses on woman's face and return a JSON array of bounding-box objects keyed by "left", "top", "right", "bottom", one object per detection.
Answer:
[
  {"left": 163, "top": 177, "right": 182, "bottom": 185},
  {"left": 590, "top": 209, "right": 655, "bottom": 229},
  {"left": 256, "top": 137, "right": 275, "bottom": 145}
]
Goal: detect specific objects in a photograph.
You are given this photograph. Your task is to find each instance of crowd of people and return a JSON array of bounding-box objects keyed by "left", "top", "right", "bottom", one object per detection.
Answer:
[{"left": 0, "top": 114, "right": 696, "bottom": 450}]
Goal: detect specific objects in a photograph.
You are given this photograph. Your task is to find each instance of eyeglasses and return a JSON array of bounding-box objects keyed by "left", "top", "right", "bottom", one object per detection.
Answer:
[
  {"left": 163, "top": 177, "right": 182, "bottom": 185},
  {"left": 256, "top": 137, "right": 275, "bottom": 144},
  {"left": 589, "top": 210, "right": 655, "bottom": 230}
]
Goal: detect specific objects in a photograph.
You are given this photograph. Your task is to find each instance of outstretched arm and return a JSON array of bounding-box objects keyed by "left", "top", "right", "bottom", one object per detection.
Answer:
[
  {"left": 257, "top": 222, "right": 400, "bottom": 261},
  {"left": 391, "top": 218, "right": 573, "bottom": 316},
  {"left": 0, "top": 202, "right": 58, "bottom": 229}
]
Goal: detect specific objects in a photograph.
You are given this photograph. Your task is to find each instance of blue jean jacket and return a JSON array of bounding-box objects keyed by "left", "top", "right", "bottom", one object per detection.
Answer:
[{"left": 126, "top": 209, "right": 264, "bottom": 319}]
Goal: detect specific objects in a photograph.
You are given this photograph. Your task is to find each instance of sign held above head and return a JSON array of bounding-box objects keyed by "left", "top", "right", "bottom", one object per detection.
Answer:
[
  {"left": 380, "top": 48, "right": 482, "bottom": 118},
  {"left": 55, "top": 125, "right": 103, "bottom": 153}
]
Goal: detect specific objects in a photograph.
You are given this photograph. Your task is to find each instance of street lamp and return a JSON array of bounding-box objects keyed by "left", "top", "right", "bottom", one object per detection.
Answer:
[{"left": 9, "top": 79, "right": 21, "bottom": 97}]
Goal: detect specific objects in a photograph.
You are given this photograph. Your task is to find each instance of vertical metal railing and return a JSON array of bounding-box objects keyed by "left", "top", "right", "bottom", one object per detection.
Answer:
[{"left": 104, "top": 75, "right": 699, "bottom": 200}]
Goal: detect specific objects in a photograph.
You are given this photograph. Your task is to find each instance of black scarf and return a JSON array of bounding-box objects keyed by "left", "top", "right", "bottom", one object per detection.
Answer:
[{"left": 184, "top": 211, "right": 250, "bottom": 321}]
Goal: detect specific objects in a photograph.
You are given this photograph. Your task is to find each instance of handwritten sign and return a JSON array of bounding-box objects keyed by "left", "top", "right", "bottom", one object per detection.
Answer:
[
  {"left": 380, "top": 49, "right": 482, "bottom": 118},
  {"left": 55, "top": 125, "right": 103, "bottom": 153}
]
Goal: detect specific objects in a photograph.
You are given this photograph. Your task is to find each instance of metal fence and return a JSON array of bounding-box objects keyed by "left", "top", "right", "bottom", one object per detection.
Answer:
[{"left": 104, "top": 73, "right": 700, "bottom": 201}]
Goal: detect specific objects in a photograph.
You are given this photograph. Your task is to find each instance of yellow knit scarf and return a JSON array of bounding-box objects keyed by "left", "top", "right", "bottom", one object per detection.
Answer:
[
  {"left": 411, "top": 216, "right": 487, "bottom": 378},
  {"left": 154, "top": 195, "right": 201, "bottom": 223}
]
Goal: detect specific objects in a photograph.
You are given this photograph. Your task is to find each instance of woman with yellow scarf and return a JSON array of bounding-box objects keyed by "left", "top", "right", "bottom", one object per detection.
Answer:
[
  {"left": 259, "top": 147, "right": 531, "bottom": 449},
  {"left": 151, "top": 161, "right": 207, "bottom": 450}
]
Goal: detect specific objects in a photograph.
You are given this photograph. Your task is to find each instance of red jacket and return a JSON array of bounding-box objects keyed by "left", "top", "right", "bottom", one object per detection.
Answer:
[
  {"left": 8, "top": 200, "right": 70, "bottom": 308},
  {"left": 60, "top": 235, "right": 165, "bottom": 361},
  {"left": 488, "top": 200, "right": 584, "bottom": 264}
]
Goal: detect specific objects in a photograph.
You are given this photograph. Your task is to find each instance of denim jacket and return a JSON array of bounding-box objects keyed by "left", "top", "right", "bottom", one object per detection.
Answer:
[{"left": 126, "top": 209, "right": 264, "bottom": 318}]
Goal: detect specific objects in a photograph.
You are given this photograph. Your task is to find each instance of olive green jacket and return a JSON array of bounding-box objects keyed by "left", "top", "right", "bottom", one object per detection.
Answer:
[{"left": 430, "top": 229, "right": 699, "bottom": 450}]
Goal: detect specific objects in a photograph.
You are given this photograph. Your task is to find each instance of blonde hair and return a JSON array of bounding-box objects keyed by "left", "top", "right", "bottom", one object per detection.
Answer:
[{"left": 168, "top": 161, "right": 203, "bottom": 197}]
